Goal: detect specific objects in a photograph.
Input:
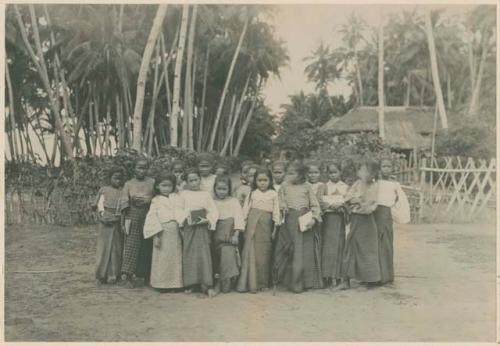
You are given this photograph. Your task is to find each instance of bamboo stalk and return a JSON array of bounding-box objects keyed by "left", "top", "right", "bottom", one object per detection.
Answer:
[{"left": 197, "top": 45, "right": 210, "bottom": 151}]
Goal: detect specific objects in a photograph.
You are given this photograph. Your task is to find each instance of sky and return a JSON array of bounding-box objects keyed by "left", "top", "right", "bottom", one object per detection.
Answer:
[{"left": 261, "top": 4, "right": 476, "bottom": 115}]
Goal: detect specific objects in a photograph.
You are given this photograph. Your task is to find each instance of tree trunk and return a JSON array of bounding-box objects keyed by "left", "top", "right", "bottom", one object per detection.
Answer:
[
  {"left": 197, "top": 45, "right": 210, "bottom": 151},
  {"left": 467, "top": 33, "right": 488, "bottom": 117},
  {"left": 189, "top": 49, "right": 197, "bottom": 150},
  {"left": 208, "top": 16, "right": 249, "bottom": 151},
  {"left": 468, "top": 38, "right": 475, "bottom": 92},
  {"left": 424, "top": 10, "right": 448, "bottom": 130},
  {"left": 5, "top": 61, "right": 18, "bottom": 161},
  {"left": 377, "top": 20, "right": 385, "bottom": 140},
  {"left": 146, "top": 41, "right": 161, "bottom": 155},
  {"left": 14, "top": 5, "right": 74, "bottom": 160},
  {"left": 405, "top": 73, "right": 411, "bottom": 107},
  {"left": 446, "top": 72, "right": 452, "bottom": 110},
  {"left": 233, "top": 77, "right": 262, "bottom": 157},
  {"left": 131, "top": 4, "right": 168, "bottom": 151},
  {"left": 171, "top": 4, "right": 189, "bottom": 148},
  {"left": 220, "top": 74, "right": 251, "bottom": 156},
  {"left": 354, "top": 51, "right": 364, "bottom": 107},
  {"left": 183, "top": 5, "right": 197, "bottom": 149}
]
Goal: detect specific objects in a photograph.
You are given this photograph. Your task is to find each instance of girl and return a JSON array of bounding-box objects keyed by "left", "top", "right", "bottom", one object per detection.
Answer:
[
  {"left": 198, "top": 154, "right": 217, "bottom": 196},
  {"left": 375, "top": 156, "right": 410, "bottom": 285},
  {"left": 93, "top": 167, "right": 125, "bottom": 285},
  {"left": 275, "top": 162, "right": 323, "bottom": 293},
  {"left": 306, "top": 160, "right": 326, "bottom": 199},
  {"left": 180, "top": 169, "right": 219, "bottom": 297},
  {"left": 172, "top": 160, "right": 186, "bottom": 191},
  {"left": 235, "top": 164, "right": 258, "bottom": 207},
  {"left": 341, "top": 159, "right": 381, "bottom": 289},
  {"left": 143, "top": 173, "right": 185, "bottom": 292},
  {"left": 215, "top": 163, "right": 229, "bottom": 177},
  {"left": 237, "top": 167, "right": 280, "bottom": 293},
  {"left": 320, "top": 161, "right": 348, "bottom": 288},
  {"left": 213, "top": 175, "right": 245, "bottom": 293},
  {"left": 120, "top": 159, "right": 155, "bottom": 288},
  {"left": 271, "top": 161, "right": 287, "bottom": 193}
]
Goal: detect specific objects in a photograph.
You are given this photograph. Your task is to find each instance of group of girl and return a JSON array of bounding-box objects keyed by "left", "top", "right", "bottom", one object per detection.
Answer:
[{"left": 93, "top": 153, "right": 410, "bottom": 296}]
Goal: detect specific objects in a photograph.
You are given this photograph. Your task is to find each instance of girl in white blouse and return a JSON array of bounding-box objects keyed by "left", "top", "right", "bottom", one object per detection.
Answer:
[
  {"left": 237, "top": 167, "right": 280, "bottom": 293},
  {"left": 143, "top": 173, "right": 185, "bottom": 292}
]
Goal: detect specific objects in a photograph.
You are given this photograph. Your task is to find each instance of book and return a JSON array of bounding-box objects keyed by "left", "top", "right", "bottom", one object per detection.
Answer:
[
  {"left": 298, "top": 211, "right": 314, "bottom": 232},
  {"left": 188, "top": 208, "right": 207, "bottom": 225}
]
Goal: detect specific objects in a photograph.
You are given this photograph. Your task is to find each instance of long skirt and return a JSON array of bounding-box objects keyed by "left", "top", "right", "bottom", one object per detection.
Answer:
[
  {"left": 214, "top": 218, "right": 240, "bottom": 281},
  {"left": 321, "top": 212, "right": 345, "bottom": 280},
  {"left": 374, "top": 206, "right": 394, "bottom": 284},
  {"left": 95, "top": 221, "right": 123, "bottom": 282},
  {"left": 150, "top": 221, "right": 183, "bottom": 289},
  {"left": 122, "top": 206, "right": 152, "bottom": 280},
  {"left": 237, "top": 208, "right": 273, "bottom": 292},
  {"left": 182, "top": 223, "right": 213, "bottom": 287},
  {"left": 280, "top": 209, "right": 323, "bottom": 293},
  {"left": 342, "top": 213, "right": 381, "bottom": 283}
]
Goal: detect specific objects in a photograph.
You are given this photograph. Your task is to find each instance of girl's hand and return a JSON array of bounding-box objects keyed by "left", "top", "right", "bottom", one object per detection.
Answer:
[
  {"left": 123, "top": 219, "right": 131, "bottom": 235},
  {"left": 271, "top": 227, "right": 277, "bottom": 241},
  {"left": 195, "top": 217, "right": 209, "bottom": 225},
  {"left": 306, "top": 219, "right": 316, "bottom": 230},
  {"left": 154, "top": 235, "right": 161, "bottom": 248}
]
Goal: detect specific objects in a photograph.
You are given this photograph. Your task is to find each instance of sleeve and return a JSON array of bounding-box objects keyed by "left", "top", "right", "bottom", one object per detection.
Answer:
[
  {"left": 205, "top": 192, "right": 219, "bottom": 231},
  {"left": 344, "top": 181, "right": 359, "bottom": 203},
  {"left": 174, "top": 195, "right": 187, "bottom": 225},
  {"left": 307, "top": 184, "right": 322, "bottom": 222},
  {"left": 92, "top": 187, "right": 103, "bottom": 211},
  {"left": 272, "top": 192, "right": 281, "bottom": 225},
  {"left": 143, "top": 198, "right": 162, "bottom": 238},
  {"left": 119, "top": 182, "right": 131, "bottom": 212},
  {"left": 392, "top": 183, "right": 411, "bottom": 224},
  {"left": 232, "top": 198, "right": 246, "bottom": 231},
  {"left": 97, "top": 193, "right": 105, "bottom": 213},
  {"left": 278, "top": 184, "right": 288, "bottom": 210},
  {"left": 242, "top": 192, "right": 251, "bottom": 220}
]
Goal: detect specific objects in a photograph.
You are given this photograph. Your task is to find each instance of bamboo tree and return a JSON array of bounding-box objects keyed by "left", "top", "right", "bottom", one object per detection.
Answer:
[
  {"left": 197, "top": 45, "right": 210, "bottom": 151},
  {"left": 220, "top": 74, "right": 251, "bottom": 156},
  {"left": 5, "top": 61, "right": 18, "bottom": 161},
  {"left": 14, "top": 5, "right": 74, "bottom": 160},
  {"left": 424, "top": 9, "right": 448, "bottom": 130},
  {"left": 171, "top": 4, "right": 189, "bottom": 147},
  {"left": 233, "top": 77, "right": 262, "bottom": 157},
  {"left": 183, "top": 5, "right": 197, "bottom": 149},
  {"left": 468, "top": 31, "right": 489, "bottom": 117},
  {"left": 378, "top": 15, "right": 385, "bottom": 140},
  {"left": 208, "top": 13, "right": 249, "bottom": 151},
  {"left": 131, "top": 4, "right": 168, "bottom": 151}
]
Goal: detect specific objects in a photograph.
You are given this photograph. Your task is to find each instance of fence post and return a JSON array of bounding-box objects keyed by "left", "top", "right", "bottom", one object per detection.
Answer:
[{"left": 418, "top": 157, "right": 427, "bottom": 223}]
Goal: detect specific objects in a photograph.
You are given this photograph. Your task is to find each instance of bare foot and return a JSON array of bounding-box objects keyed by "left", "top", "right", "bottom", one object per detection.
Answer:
[{"left": 207, "top": 288, "right": 218, "bottom": 298}]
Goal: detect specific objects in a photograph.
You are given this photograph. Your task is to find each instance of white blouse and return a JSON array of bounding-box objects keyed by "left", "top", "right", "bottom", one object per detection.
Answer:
[
  {"left": 143, "top": 194, "right": 185, "bottom": 239},
  {"left": 214, "top": 197, "right": 246, "bottom": 231},
  {"left": 200, "top": 174, "right": 216, "bottom": 196},
  {"left": 180, "top": 189, "right": 219, "bottom": 230},
  {"left": 243, "top": 189, "right": 281, "bottom": 224},
  {"left": 377, "top": 180, "right": 411, "bottom": 223}
]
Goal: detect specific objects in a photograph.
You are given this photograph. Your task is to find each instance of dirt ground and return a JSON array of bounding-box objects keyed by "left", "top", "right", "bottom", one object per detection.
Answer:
[{"left": 4, "top": 221, "right": 496, "bottom": 342}]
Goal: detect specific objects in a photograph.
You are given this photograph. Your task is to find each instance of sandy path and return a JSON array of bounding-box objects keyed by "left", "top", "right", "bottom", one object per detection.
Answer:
[{"left": 4, "top": 222, "right": 495, "bottom": 341}]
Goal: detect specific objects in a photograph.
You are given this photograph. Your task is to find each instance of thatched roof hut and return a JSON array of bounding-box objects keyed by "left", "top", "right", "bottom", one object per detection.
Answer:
[{"left": 320, "top": 106, "right": 455, "bottom": 150}]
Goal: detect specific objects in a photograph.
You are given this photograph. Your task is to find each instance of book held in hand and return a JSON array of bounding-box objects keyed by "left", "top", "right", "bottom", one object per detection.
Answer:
[
  {"left": 298, "top": 211, "right": 314, "bottom": 232},
  {"left": 188, "top": 208, "right": 207, "bottom": 225}
]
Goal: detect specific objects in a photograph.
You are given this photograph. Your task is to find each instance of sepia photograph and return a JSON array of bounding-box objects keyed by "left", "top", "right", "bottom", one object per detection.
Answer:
[{"left": 3, "top": 1, "right": 497, "bottom": 342}]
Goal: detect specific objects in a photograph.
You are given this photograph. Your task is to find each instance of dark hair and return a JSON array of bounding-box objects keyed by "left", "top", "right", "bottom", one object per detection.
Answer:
[
  {"left": 183, "top": 168, "right": 201, "bottom": 182},
  {"left": 135, "top": 158, "right": 149, "bottom": 168},
  {"left": 154, "top": 173, "right": 177, "bottom": 195},
  {"left": 108, "top": 166, "right": 125, "bottom": 185},
  {"left": 172, "top": 160, "right": 185, "bottom": 169},
  {"left": 325, "top": 160, "right": 341, "bottom": 173},
  {"left": 241, "top": 160, "right": 254, "bottom": 172},
  {"left": 304, "top": 159, "right": 322, "bottom": 172},
  {"left": 271, "top": 160, "right": 288, "bottom": 171},
  {"left": 251, "top": 167, "right": 274, "bottom": 191},
  {"left": 215, "top": 162, "right": 229, "bottom": 172},
  {"left": 360, "top": 158, "right": 380, "bottom": 180},
  {"left": 198, "top": 153, "right": 213, "bottom": 165},
  {"left": 214, "top": 174, "right": 233, "bottom": 197},
  {"left": 288, "top": 161, "right": 307, "bottom": 184}
]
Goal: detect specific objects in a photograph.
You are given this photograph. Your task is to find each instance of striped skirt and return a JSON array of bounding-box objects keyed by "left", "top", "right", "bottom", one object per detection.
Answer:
[{"left": 122, "top": 206, "right": 152, "bottom": 280}]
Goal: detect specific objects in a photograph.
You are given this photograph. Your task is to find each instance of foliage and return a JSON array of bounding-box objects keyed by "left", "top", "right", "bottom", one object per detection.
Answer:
[{"left": 435, "top": 118, "right": 496, "bottom": 159}]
